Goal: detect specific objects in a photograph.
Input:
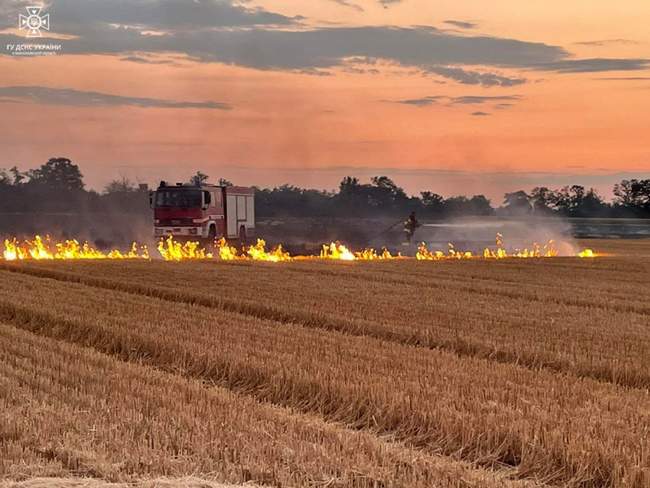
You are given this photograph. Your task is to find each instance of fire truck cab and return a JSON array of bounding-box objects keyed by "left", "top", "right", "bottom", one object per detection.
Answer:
[{"left": 151, "top": 182, "right": 255, "bottom": 242}]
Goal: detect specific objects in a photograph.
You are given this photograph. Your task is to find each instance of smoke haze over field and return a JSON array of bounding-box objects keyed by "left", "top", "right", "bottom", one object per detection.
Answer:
[{"left": 418, "top": 217, "right": 578, "bottom": 255}]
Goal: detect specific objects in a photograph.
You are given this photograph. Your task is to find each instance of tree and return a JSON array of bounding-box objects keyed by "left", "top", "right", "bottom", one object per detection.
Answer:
[
  {"left": 468, "top": 195, "right": 493, "bottom": 216},
  {"left": 10, "top": 166, "right": 25, "bottom": 186},
  {"left": 443, "top": 196, "right": 470, "bottom": 216},
  {"left": 27, "top": 157, "right": 84, "bottom": 190},
  {"left": 189, "top": 171, "right": 209, "bottom": 186},
  {"left": 553, "top": 185, "right": 608, "bottom": 217},
  {"left": 367, "top": 176, "right": 408, "bottom": 210},
  {"left": 578, "top": 188, "right": 608, "bottom": 216},
  {"left": 420, "top": 191, "right": 444, "bottom": 208},
  {"left": 218, "top": 178, "right": 233, "bottom": 187},
  {"left": 339, "top": 176, "right": 361, "bottom": 195},
  {"left": 502, "top": 190, "right": 532, "bottom": 215},
  {"left": 530, "top": 187, "right": 556, "bottom": 214},
  {"left": 614, "top": 179, "right": 650, "bottom": 212},
  {"left": 336, "top": 176, "right": 369, "bottom": 215},
  {"left": 104, "top": 177, "right": 137, "bottom": 194},
  {"left": 371, "top": 176, "right": 407, "bottom": 199},
  {"left": 0, "top": 166, "right": 26, "bottom": 186},
  {"left": 255, "top": 184, "right": 332, "bottom": 217},
  {"left": 0, "top": 168, "right": 9, "bottom": 186}
]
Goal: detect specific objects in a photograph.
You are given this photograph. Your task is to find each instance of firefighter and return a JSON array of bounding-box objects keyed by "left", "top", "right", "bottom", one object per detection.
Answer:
[{"left": 404, "top": 211, "right": 421, "bottom": 243}]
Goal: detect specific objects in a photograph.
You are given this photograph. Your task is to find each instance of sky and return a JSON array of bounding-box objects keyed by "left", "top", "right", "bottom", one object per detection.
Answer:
[{"left": 1, "top": 0, "right": 649, "bottom": 202}]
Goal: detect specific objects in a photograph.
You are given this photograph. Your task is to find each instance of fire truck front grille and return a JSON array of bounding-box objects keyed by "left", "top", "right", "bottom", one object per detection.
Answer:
[{"left": 158, "top": 218, "right": 195, "bottom": 226}]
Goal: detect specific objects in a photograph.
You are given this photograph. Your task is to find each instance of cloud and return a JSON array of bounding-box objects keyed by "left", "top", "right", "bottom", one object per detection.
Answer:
[
  {"left": 329, "top": 0, "right": 364, "bottom": 12},
  {"left": 532, "top": 58, "right": 650, "bottom": 73},
  {"left": 378, "top": 0, "right": 402, "bottom": 7},
  {"left": 451, "top": 95, "right": 520, "bottom": 104},
  {"left": 393, "top": 95, "right": 445, "bottom": 106},
  {"left": 3, "top": 2, "right": 647, "bottom": 81},
  {"left": 425, "top": 66, "right": 525, "bottom": 86},
  {"left": 46, "top": 0, "right": 297, "bottom": 31},
  {"left": 4, "top": 23, "right": 564, "bottom": 72},
  {"left": 443, "top": 20, "right": 477, "bottom": 29},
  {"left": 574, "top": 39, "right": 638, "bottom": 47},
  {"left": 0, "top": 85, "right": 231, "bottom": 109},
  {"left": 470, "top": 111, "right": 490, "bottom": 116},
  {"left": 120, "top": 54, "right": 181, "bottom": 65},
  {"left": 393, "top": 94, "right": 520, "bottom": 107},
  {"left": 594, "top": 76, "right": 650, "bottom": 81}
]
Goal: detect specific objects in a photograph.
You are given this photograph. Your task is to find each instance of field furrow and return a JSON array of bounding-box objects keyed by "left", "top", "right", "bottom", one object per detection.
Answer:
[
  {"left": 0, "top": 271, "right": 647, "bottom": 487},
  {"left": 0, "top": 322, "right": 530, "bottom": 488},
  {"left": 2, "top": 259, "right": 648, "bottom": 390}
]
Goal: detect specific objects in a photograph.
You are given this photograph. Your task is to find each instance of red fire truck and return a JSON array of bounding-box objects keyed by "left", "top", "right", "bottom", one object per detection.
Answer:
[{"left": 151, "top": 182, "right": 255, "bottom": 242}]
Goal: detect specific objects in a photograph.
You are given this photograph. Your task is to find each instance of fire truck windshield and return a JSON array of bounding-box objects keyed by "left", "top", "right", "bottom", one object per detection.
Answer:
[{"left": 155, "top": 189, "right": 202, "bottom": 208}]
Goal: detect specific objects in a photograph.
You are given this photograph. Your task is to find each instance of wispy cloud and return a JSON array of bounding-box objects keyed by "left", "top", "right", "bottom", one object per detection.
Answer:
[
  {"left": 443, "top": 20, "right": 477, "bottom": 30},
  {"left": 378, "top": 0, "right": 402, "bottom": 7},
  {"left": 594, "top": 76, "right": 650, "bottom": 81},
  {"left": 470, "top": 111, "right": 490, "bottom": 116},
  {"left": 532, "top": 58, "right": 650, "bottom": 73},
  {"left": 451, "top": 95, "right": 521, "bottom": 104},
  {"left": 0, "top": 86, "right": 231, "bottom": 109},
  {"left": 119, "top": 54, "right": 183, "bottom": 66},
  {"left": 328, "top": 0, "right": 364, "bottom": 12},
  {"left": 393, "top": 95, "right": 445, "bottom": 106},
  {"left": 392, "top": 94, "right": 521, "bottom": 107},
  {"left": 574, "top": 39, "right": 638, "bottom": 47},
  {"left": 425, "top": 66, "right": 525, "bottom": 86}
]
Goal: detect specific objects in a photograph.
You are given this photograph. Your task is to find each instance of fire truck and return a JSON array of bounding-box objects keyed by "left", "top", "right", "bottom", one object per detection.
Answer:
[{"left": 151, "top": 181, "right": 255, "bottom": 242}]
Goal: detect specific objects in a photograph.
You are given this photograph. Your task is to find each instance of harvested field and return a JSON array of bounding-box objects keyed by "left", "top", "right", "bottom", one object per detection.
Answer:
[{"left": 0, "top": 239, "right": 648, "bottom": 487}]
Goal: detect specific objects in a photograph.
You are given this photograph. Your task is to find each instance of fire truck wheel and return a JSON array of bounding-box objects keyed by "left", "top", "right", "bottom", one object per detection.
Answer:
[{"left": 239, "top": 225, "right": 247, "bottom": 245}]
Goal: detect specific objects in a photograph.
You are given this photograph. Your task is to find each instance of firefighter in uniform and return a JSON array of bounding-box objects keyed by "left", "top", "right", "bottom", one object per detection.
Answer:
[{"left": 404, "top": 211, "right": 421, "bottom": 243}]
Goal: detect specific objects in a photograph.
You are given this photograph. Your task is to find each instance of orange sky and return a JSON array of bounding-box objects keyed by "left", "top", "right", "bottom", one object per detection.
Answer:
[{"left": 0, "top": 0, "right": 649, "bottom": 199}]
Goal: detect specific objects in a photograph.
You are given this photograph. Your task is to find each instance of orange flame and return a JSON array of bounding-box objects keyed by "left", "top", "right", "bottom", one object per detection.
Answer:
[
  {"left": 320, "top": 242, "right": 355, "bottom": 261},
  {"left": 578, "top": 249, "right": 595, "bottom": 258},
  {"left": 2, "top": 235, "right": 149, "bottom": 261},
  {"left": 157, "top": 236, "right": 211, "bottom": 261},
  {"left": 1, "top": 234, "right": 596, "bottom": 262},
  {"left": 417, "top": 235, "right": 563, "bottom": 260}
]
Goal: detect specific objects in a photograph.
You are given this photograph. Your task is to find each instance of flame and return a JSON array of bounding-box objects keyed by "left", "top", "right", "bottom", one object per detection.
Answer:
[
  {"left": 317, "top": 243, "right": 400, "bottom": 261},
  {"left": 2, "top": 235, "right": 149, "bottom": 261},
  {"left": 417, "top": 243, "right": 473, "bottom": 260},
  {"left": 320, "top": 242, "right": 355, "bottom": 261},
  {"left": 416, "top": 244, "right": 446, "bottom": 260},
  {"left": 157, "top": 236, "right": 212, "bottom": 261},
  {"left": 417, "top": 235, "right": 561, "bottom": 260},
  {"left": 215, "top": 237, "right": 240, "bottom": 260},
  {"left": 354, "top": 247, "right": 398, "bottom": 260},
  {"left": 1, "top": 234, "right": 598, "bottom": 262},
  {"left": 213, "top": 237, "right": 291, "bottom": 262},
  {"left": 578, "top": 249, "right": 595, "bottom": 258},
  {"left": 107, "top": 243, "right": 151, "bottom": 260},
  {"left": 246, "top": 239, "right": 291, "bottom": 262}
]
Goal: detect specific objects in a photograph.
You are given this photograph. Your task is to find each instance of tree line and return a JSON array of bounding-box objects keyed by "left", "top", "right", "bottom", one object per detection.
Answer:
[
  {"left": 1, "top": 158, "right": 649, "bottom": 218},
  {"left": 257, "top": 175, "right": 650, "bottom": 218}
]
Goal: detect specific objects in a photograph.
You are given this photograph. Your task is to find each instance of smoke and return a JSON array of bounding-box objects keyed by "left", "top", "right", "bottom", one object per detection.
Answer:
[
  {"left": 0, "top": 209, "right": 156, "bottom": 251},
  {"left": 418, "top": 215, "right": 578, "bottom": 256},
  {"left": 2, "top": 201, "right": 581, "bottom": 257},
  {"left": 256, "top": 215, "right": 580, "bottom": 256}
]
